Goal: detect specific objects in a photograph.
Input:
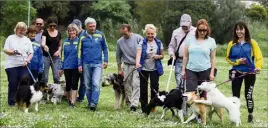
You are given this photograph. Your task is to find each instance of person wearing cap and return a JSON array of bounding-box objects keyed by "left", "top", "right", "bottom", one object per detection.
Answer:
[
  {"left": 116, "top": 24, "right": 143, "bottom": 111},
  {"left": 78, "top": 17, "right": 109, "bottom": 111},
  {"left": 168, "top": 14, "right": 196, "bottom": 90},
  {"left": 41, "top": 17, "right": 62, "bottom": 84},
  {"left": 72, "top": 19, "right": 86, "bottom": 103}
]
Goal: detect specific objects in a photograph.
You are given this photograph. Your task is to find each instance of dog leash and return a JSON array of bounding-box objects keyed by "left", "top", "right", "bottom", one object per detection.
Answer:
[
  {"left": 123, "top": 67, "right": 149, "bottom": 84},
  {"left": 47, "top": 51, "right": 61, "bottom": 79},
  {"left": 20, "top": 54, "right": 37, "bottom": 83}
]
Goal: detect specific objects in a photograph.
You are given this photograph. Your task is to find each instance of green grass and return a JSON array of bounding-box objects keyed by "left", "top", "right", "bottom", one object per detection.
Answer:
[{"left": 0, "top": 52, "right": 267, "bottom": 127}]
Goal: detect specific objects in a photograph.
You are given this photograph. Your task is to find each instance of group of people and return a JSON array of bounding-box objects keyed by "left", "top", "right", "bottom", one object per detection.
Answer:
[{"left": 3, "top": 13, "right": 263, "bottom": 122}]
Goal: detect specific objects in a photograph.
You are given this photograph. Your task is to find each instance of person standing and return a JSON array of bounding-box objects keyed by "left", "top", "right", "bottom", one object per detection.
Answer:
[
  {"left": 226, "top": 21, "right": 263, "bottom": 123},
  {"left": 116, "top": 24, "right": 143, "bottom": 111},
  {"left": 78, "top": 17, "right": 108, "bottom": 111},
  {"left": 168, "top": 14, "right": 196, "bottom": 90},
  {"left": 41, "top": 17, "right": 62, "bottom": 84},
  {"left": 3, "top": 22, "right": 33, "bottom": 106},
  {"left": 35, "top": 18, "right": 44, "bottom": 43},
  {"left": 27, "top": 25, "right": 43, "bottom": 84},
  {"left": 136, "top": 24, "right": 164, "bottom": 113},
  {"left": 59, "top": 23, "right": 80, "bottom": 108}
]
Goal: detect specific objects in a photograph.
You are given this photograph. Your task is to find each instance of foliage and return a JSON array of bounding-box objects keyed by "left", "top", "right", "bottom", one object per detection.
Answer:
[
  {"left": 0, "top": 1, "right": 36, "bottom": 37},
  {"left": 246, "top": 4, "right": 268, "bottom": 21}
]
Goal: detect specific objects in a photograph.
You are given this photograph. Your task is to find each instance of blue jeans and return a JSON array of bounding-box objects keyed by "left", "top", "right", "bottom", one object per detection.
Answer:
[
  {"left": 5, "top": 66, "right": 28, "bottom": 106},
  {"left": 41, "top": 56, "right": 60, "bottom": 83},
  {"left": 175, "top": 58, "right": 183, "bottom": 88},
  {"left": 83, "top": 63, "right": 102, "bottom": 107},
  {"left": 77, "top": 73, "right": 86, "bottom": 101}
]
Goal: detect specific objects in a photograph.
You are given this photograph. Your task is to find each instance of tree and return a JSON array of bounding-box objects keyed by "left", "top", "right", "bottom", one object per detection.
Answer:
[
  {"left": 210, "top": 0, "right": 246, "bottom": 44},
  {"left": 246, "top": 4, "right": 267, "bottom": 21},
  {"left": 0, "top": 1, "right": 36, "bottom": 36}
]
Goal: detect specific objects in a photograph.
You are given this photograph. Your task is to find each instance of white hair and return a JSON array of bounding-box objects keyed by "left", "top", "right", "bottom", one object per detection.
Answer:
[
  {"left": 143, "top": 24, "right": 157, "bottom": 37},
  {"left": 66, "top": 23, "right": 79, "bottom": 36},
  {"left": 84, "top": 17, "right": 97, "bottom": 26},
  {"left": 14, "top": 22, "right": 27, "bottom": 33}
]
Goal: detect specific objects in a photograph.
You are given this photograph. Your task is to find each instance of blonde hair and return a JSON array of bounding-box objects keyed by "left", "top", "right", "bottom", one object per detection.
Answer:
[
  {"left": 14, "top": 22, "right": 27, "bottom": 33},
  {"left": 66, "top": 23, "right": 79, "bottom": 36},
  {"left": 143, "top": 24, "right": 157, "bottom": 37}
]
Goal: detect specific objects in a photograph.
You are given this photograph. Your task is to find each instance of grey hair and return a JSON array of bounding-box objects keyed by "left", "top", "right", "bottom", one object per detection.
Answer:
[
  {"left": 84, "top": 17, "right": 97, "bottom": 26},
  {"left": 66, "top": 23, "right": 79, "bottom": 36},
  {"left": 142, "top": 24, "right": 157, "bottom": 37}
]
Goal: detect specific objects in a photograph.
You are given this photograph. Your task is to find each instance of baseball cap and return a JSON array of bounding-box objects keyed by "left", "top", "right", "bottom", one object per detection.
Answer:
[
  {"left": 180, "top": 14, "right": 192, "bottom": 27},
  {"left": 72, "top": 19, "right": 82, "bottom": 28}
]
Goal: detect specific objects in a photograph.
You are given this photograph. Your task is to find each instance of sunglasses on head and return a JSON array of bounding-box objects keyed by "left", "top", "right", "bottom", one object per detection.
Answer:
[
  {"left": 198, "top": 29, "right": 208, "bottom": 32},
  {"left": 35, "top": 23, "right": 42, "bottom": 26}
]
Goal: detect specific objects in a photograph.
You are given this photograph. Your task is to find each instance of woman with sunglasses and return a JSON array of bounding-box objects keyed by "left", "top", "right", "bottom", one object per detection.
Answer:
[
  {"left": 226, "top": 22, "right": 263, "bottom": 123},
  {"left": 41, "top": 17, "right": 62, "bottom": 84},
  {"left": 136, "top": 24, "right": 164, "bottom": 113},
  {"left": 182, "top": 19, "right": 216, "bottom": 94}
]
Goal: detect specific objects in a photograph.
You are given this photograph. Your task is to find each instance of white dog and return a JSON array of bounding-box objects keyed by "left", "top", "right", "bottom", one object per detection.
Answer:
[
  {"left": 194, "top": 82, "right": 241, "bottom": 126},
  {"left": 50, "top": 83, "right": 65, "bottom": 104}
]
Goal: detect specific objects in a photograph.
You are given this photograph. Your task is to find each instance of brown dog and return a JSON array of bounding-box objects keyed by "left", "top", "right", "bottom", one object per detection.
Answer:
[{"left": 183, "top": 92, "right": 223, "bottom": 125}]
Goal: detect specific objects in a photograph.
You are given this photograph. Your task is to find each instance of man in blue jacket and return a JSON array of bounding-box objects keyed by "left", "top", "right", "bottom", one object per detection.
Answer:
[{"left": 78, "top": 17, "right": 108, "bottom": 111}]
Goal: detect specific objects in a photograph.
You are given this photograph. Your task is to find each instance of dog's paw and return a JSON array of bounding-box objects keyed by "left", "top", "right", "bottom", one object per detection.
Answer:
[
  {"left": 35, "top": 108, "right": 38, "bottom": 112},
  {"left": 182, "top": 121, "right": 188, "bottom": 124}
]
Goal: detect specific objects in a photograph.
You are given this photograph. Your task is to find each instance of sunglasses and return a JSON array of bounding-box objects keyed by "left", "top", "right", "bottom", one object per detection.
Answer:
[
  {"left": 35, "top": 23, "right": 42, "bottom": 26},
  {"left": 182, "top": 26, "right": 189, "bottom": 30},
  {"left": 198, "top": 29, "right": 208, "bottom": 32},
  {"left": 49, "top": 25, "right": 56, "bottom": 28}
]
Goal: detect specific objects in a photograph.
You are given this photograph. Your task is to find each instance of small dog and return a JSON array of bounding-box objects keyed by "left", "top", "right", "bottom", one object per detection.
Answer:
[
  {"left": 49, "top": 83, "right": 65, "bottom": 104},
  {"left": 102, "top": 73, "right": 124, "bottom": 109},
  {"left": 145, "top": 89, "right": 185, "bottom": 122},
  {"left": 183, "top": 91, "right": 223, "bottom": 125},
  {"left": 15, "top": 75, "right": 44, "bottom": 113},
  {"left": 194, "top": 82, "right": 241, "bottom": 126}
]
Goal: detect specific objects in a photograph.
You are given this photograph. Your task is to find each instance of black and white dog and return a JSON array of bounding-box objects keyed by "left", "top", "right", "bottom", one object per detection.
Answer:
[
  {"left": 102, "top": 73, "right": 125, "bottom": 109},
  {"left": 145, "top": 89, "right": 185, "bottom": 122},
  {"left": 15, "top": 75, "right": 44, "bottom": 113}
]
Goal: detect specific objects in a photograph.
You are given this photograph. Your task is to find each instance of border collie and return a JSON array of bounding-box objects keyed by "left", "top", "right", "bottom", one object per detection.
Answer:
[
  {"left": 102, "top": 73, "right": 124, "bottom": 109},
  {"left": 15, "top": 75, "right": 44, "bottom": 113}
]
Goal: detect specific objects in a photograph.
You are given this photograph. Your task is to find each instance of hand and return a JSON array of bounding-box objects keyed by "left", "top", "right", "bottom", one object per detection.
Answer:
[
  {"left": 23, "top": 61, "right": 28, "bottom": 67},
  {"left": 254, "top": 68, "right": 260, "bottom": 74},
  {"left": 103, "top": 62, "right": 108, "bottom": 69},
  {"left": 118, "top": 69, "right": 124, "bottom": 76},
  {"left": 136, "top": 64, "right": 141, "bottom": 69},
  {"left": 209, "top": 73, "right": 215, "bottom": 81},
  {"left": 53, "top": 50, "right": 60, "bottom": 57},
  {"left": 239, "top": 58, "right": 247, "bottom": 64},
  {"left": 43, "top": 45, "right": 49, "bottom": 52},
  {"left": 14, "top": 50, "right": 22, "bottom": 55},
  {"left": 59, "top": 70, "right": 64, "bottom": 77},
  {"left": 152, "top": 54, "right": 161, "bottom": 60},
  {"left": 170, "top": 54, "right": 175, "bottom": 59},
  {"left": 181, "top": 70, "right": 186, "bottom": 80},
  {"left": 78, "top": 66, "right": 83, "bottom": 73}
]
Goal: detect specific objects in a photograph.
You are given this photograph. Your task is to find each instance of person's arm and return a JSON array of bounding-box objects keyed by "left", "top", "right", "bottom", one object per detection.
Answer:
[
  {"left": 251, "top": 39, "right": 264, "bottom": 71},
  {"left": 182, "top": 46, "right": 189, "bottom": 73},
  {"left": 168, "top": 31, "right": 177, "bottom": 57},
  {"left": 101, "top": 34, "right": 109, "bottom": 69},
  {"left": 136, "top": 48, "right": 142, "bottom": 69},
  {"left": 225, "top": 41, "right": 241, "bottom": 66},
  {"left": 55, "top": 39, "right": 62, "bottom": 56},
  {"left": 3, "top": 36, "right": 20, "bottom": 55},
  {"left": 210, "top": 49, "right": 216, "bottom": 79},
  {"left": 38, "top": 47, "right": 43, "bottom": 73},
  {"left": 116, "top": 41, "right": 123, "bottom": 74},
  {"left": 41, "top": 31, "right": 48, "bottom": 52},
  {"left": 78, "top": 36, "right": 84, "bottom": 72}
]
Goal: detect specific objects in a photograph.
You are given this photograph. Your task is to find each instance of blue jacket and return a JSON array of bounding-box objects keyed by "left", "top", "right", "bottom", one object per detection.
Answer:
[
  {"left": 30, "top": 39, "right": 43, "bottom": 73},
  {"left": 61, "top": 37, "right": 79, "bottom": 69},
  {"left": 226, "top": 40, "right": 264, "bottom": 73},
  {"left": 78, "top": 30, "right": 108, "bottom": 66},
  {"left": 139, "top": 38, "right": 164, "bottom": 76}
]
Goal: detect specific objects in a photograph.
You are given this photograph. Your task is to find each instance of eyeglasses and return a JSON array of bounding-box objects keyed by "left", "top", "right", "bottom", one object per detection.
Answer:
[
  {"left": 198, "top": 29, "right": 208, "bottom": 33},
  {"left": 35, "top": 23, "right": 42, "bottom": 26},
  {"left": 49, "top": 25, "right": 56, "bottom": 28}
]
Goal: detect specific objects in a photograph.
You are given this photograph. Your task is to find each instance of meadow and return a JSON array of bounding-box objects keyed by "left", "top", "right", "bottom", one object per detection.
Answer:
[{"left": 0, "top": 52, "right": 267, "bottom": 127}]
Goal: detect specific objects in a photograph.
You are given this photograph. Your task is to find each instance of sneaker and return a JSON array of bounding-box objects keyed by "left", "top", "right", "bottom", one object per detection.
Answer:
[
  {"left": 89, "top": 106, "right": 96, "bottom": 111},
  {"left": 69, "top": 103, "right": 75, "bottom": 108},
  {"left": 76, "top": 97, "right": 83, "bottom": 103},
  {"left": 248, "top": 115, "right": 253, "bottom": 123},
  {"left": 130, "top": 106, "right": 137, "bottom": 111}
]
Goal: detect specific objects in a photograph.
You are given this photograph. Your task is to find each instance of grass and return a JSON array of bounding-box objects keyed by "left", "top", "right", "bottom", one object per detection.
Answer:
[{"left": 0, "top": 51, "right": 267, "bottom": 127}]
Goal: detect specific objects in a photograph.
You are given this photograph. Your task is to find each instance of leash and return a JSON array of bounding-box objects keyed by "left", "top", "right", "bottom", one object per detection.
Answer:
[
  {"left": 20, "top": 54, "right": 37, "bottom": 83},
  {"left": 166, "top": 57, "right": 175, "bottom": 92},
  {"left": 47, "top": 51, "right": 60, "bottom": 78}
]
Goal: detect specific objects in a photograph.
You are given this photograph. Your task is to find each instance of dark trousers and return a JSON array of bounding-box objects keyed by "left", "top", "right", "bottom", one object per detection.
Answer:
[
  {"left": 232, "top": 72, "right": 256, "bottom": 113},
  {"left": 77, "top": 73, "right": 86, "bottom": 101},
  {"left": 185, "top": 68, "right": 211, "bottom": 92},
  {"left": 64, "top": 69, "right": 80, "bottom": 91},
  {"left": 5, "top": 66, "right": 28, "bottom": 106},
  {"left": 139, "top": 70, "right": 159, "bottom": 111},
  {"left": 30, "top": 69, "right": 43, "bottom": 84}
]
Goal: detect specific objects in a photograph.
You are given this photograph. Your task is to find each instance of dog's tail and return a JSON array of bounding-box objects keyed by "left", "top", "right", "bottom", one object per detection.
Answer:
[{"left": 228, "top": 96, "right": 241, "bottom": 108}]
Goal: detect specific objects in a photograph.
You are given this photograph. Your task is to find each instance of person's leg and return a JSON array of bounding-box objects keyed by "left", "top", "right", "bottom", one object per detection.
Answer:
[
  {"left": 185, "top": 69, "right": 199, "bottom": 92},
  {"left": 64, "top": 69, "right": 72, "bottom": 104},
  {"left": 130, "top": 65, "right": 140, "bottom": 108},
  {"left": 41, "top": 56, "right": 50, "bottom": 83},
  {"left": 244, "top": 74, "right": 256, "bottom": 122},
  {"left": 90, "top": 64, "right": 103, "bottom": 109},
  {"left": 70, "top": 69, "right": 79, "bottom": 105},
  {"left": 83, "top": 64, "right": 92, "bottom": 108},
  {"left": 139, "top": 70, "right": 149, "bottom": 113},
  {"left": 175, "top": 59, "right": 183, "bottom": 88},
  {"left": 51, "top": 56, "right": 60, "bottom": 83},
  {"left": 232, "top": 72, "right": 244, "bottom": 98},
  {"left": 77, "top": 72, "right": 86, "bottom": 102},
  {"left": 123, "top": 64, "right": 131, "bottom": 107},
  {"left": 150, "top": 70, "right": 159, "bottom": 100},
  {"left": 5, "top": 67, "right": 19, "bottom": 106},
  {"left": 198, "top": 68, "right": 211, "bottom": 97}
]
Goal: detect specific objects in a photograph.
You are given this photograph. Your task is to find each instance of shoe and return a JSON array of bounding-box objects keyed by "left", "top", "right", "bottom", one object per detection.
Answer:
[
  {"left": 89, "top": 106, "right": 96, "bottom": 111},
  {"left": 69, "top": 103, "right": 75, "bottom": 108},
  {"left": 130, "top": 106, "right": 137, "bottom": 111},
  {"left": 76, "top": 97, "right": 83, "bottom": 103},
  {"left": 248, "top": 115, "right": 253, "bottom": 123}
]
